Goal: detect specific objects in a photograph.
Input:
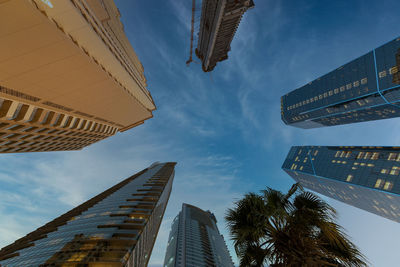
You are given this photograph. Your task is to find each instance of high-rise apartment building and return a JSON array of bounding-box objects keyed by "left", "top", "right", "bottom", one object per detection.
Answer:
[
  {"left": 0, "top": 162, "right": 176, "bottom": 266},
  {"left": 196, "top": 0, "right": 254, "bottom": 72},
  {"left": 281, "top": 37, "right": 400, "bottom": 129},
  {"left": 163, "top": 203, "right": 234, "bottom": 267},
  {"left": 0, "top": 0, "right": 155, "bottom": 153},
  {"left": 282, "top": 146, "right": 400, "bottom": 223}
]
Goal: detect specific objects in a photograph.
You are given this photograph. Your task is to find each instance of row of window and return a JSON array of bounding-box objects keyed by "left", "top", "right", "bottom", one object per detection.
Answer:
[
  {"left": 378, "top": 66, "right": 399, "bottom": 78},
  {"left": 375, "top": 179, "right": 394, "bottom": 191},
  {"left": 287, "top": 78, "right": 369, "bottom": 111}
]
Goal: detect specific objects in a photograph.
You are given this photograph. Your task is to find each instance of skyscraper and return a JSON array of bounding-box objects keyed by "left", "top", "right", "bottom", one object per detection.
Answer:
[
  {"left": 195, "top": 0, "right": 255, "bottom": 72},
  {"left": 282, "top": 146, "right": 400, "bottom": 223},
  {"left": 0, "top": 0, "right": 155, "bottom": 153},
  {"left": 163, "top": 203, "right": 234, "bottom": 267},
  {"left": 281, "top": 37, "right": 400, "bottom": 129},
  {"left": 0, "top": 162, "right": 176, "bottom": 266}
]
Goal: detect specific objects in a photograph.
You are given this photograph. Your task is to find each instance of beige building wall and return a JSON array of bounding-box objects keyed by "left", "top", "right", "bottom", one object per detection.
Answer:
[{"left": 0, "top": 0, "right": 155, "bottom": 152}]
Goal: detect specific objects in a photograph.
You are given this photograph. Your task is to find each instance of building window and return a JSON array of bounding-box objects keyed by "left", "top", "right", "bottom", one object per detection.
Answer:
[
  {"left": 371, "top": 152, "right": 379, "bottom": 160},
  {"left": 375, "top": 179, "right": 384, "bottom": 188},
  {"left": 361, "top": 78, "right": 368, "bottom": 84},
  {"left": 384, "top": 181, "right": 393, "bottom": 191},
  {"left": 364, "top": 152, "right": 371, "bottom": 159},
  {"left": 381, "top": 169, "right": 388, "bottom": 174},
  {"left": 390, "top": 167, "right": 399, "bottom": 175},
  {"left": 357, "top": 152, "right": 364, "bottom": 159},
  {"left": 346, "top": 175, "right": 353, "bottom": 182},
  {"left": 388, "top": 153, "right": 397, "bottom": 161},
  {"left": 379, "top": 70, "right": 387, "bottom": 78}
]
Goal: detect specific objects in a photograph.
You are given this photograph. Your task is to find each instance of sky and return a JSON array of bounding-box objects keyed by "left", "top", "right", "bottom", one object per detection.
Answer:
[{"left": 1, "top": 0, "right": 400, "bottom": 266}]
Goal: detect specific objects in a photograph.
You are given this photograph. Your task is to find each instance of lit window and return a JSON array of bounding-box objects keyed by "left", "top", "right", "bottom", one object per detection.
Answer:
[
  {"left": 364, "top": 152, "right": 371, "bottom": 159},
  {"left": 334, "top": 88, "right": 339, "bottom": 94},
  {"left": 328, "top": 90, "right": 333, "bottom": 96},
  {"left": 323, "top": 92, "right": 328, "bottom": 98},
  {"left": 388, "top": 153, "right": 397, "bottom": 161},
  {"left": 346, "top": 83, "right": 352, "bottom": 89},
  {"left": 346, "top": 174, "right": 353, "bottom": 182},
  {"left": 319, "top": 95, "right": 323, "bottom": 100},
  {"left": 340, "top": 151, "right": 346, "bottom": 157},
  {"left": 367, "top": 163, "right": 374, "bottom": 167},
  {"left": 340, "top": 86, "right": 345, "bottom": 92},
  {"left": 390, "top": 169, "right": 399, "bottom": 175},
  {"left": 390, "top": 66, "right": 398, "bottom": 75},
  {"left": 360, "top": 163, "right": 365, "bottom": 166},
  {"left": 357, "top": 152, "right": 364, "bottom": 159},
  {"left": 381, "top": 169, "right": 388, "bottom": 174},
  {"left": 337, "top": 160, "right": 341, "bottom": 163},
  {"left": 342, "top": 161, "right": 347, "bottom": 164},
  {"left": 353, "top": 81, "right": 360, "bottom": 87},
  {"left": 314, "top": 150, "right": 319, "bottom": 156},
  {"left": 356, "top": 100, "right": 365, "bottom": 106},
  {"left": 379, "top": 70, "right": 387, "bottom": 78},
  {"left": 361, "top": 78, "right": 368, "bottom": 84},
  {"left": 345, "top": 152, "right": 351, "bottom": 158},
  {"left": 354, "top": 162, "right": 359, "bottom": 165},
  {"left": 371, "top": 152, "right": 379, "bottom": 160},
  {"left": 299, "top": 166, "right": 303, "bottom": 170},
  {"left": 384, "top": 181, "right": 393, "bottom": 190},
  {"left": 375, "top": 179, "right": 384, "bottom": 188},
  {"left": 332, "top": 160, "right": 336, "bottom": 163},
  {"left": 314, "top": 96, "right": 318, "bottom": 101},
  {"left": 335, "top": 151, "right": 340, "bottom": 157}
]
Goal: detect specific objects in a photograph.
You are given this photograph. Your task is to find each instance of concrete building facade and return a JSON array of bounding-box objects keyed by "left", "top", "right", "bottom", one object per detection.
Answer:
[
  {"left": 196, "top": 0, "right": 254, "bottom": 72},
  {"left": 282, "top": 146, "right": 400, "bottom": 223},
  {"left": 0, "top": 162, "right": 176, "bottom": 266},
  {"left": 163, "top": 203, "right": 234, "bottom": 267},
  {"left": 0, "top": 0, "right": 155, "bottom": 153}
]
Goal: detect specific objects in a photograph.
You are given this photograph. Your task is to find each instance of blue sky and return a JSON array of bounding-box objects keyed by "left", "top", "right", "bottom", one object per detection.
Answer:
[{"left": 1, "top": 0, "right": 400, "bottom": 266}]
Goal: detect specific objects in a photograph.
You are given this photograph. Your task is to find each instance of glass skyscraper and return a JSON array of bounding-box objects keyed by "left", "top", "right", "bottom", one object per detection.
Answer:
[
  {"left": 281, "top": 37, "right": 400, "bottom": 128},
  {"left": 282, "top": 146, "right": 400, "bottom": 222},
  {"left": 0, "top": 162, "right": 176, "bottom": 266},
  {"left": 163, "top": 203, "right": 234, "bottom": 267}
]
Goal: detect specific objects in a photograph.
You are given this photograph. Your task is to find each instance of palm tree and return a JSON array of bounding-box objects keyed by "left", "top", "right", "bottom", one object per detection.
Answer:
[{"left": 225, "top": 184, "right": 367, "bottom": 267}]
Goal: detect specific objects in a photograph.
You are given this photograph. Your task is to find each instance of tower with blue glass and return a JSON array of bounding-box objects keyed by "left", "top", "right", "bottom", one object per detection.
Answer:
[
  {"left": 282, "top": 146, "right": 400, "bottom": 222},
  {"left": 281, "top": 37, "right": 400, "bottom": 128}
]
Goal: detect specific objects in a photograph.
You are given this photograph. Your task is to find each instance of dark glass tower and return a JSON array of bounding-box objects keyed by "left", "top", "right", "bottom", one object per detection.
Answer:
[
  {"left": 0, "top": 162, "right": 176, "bottom": 266},
  {"left": 281, "top": 37, "right": 400, "bottom": 128},
  {"left": 163, "top": 203, "right": 234, "bottom": 267},
  {"left": 282, "top": 146, "right": 400, "bottom": 222}
]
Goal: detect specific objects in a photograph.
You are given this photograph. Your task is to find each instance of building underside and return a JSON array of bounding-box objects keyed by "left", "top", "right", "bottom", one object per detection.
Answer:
[{"left": 196, "top": 0, "right": 254, "bottom": 72}]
